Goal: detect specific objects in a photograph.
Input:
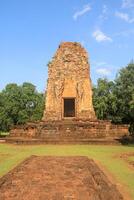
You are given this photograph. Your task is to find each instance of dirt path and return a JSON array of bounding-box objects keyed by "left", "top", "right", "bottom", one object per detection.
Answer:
[{"left": 0, "top": 156, "right": 124, "bottom": 200}]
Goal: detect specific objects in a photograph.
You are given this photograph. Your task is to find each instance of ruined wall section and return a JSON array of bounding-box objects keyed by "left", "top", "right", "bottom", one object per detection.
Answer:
[{"left": 43, "top": 42, "right": 96, "bottom": 120}]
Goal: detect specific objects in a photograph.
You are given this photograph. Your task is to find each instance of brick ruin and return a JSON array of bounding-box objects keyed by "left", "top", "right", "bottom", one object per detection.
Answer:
[
  {"left": 8, "top": 42, "right": 129, "bottom": 144},
  {"left": 0, "top": 156, "right": 124, "bottom": 199},
  {"left": 43, "top": 42, "right": 96, "bottom": 120}
]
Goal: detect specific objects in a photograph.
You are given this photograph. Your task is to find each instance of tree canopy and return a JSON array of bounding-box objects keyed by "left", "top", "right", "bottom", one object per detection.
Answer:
[
  {"left": 0, "top": 82, "right": 44, "bottom": 131},
  {"left": 93, "top": 78, "right": 117, "bottom": 120},
  {"left": 93, "top": 62, "right": 134, "bottom": 134},
  {"left": 114, "top": 63, "right": 134, "bottom": 124}
]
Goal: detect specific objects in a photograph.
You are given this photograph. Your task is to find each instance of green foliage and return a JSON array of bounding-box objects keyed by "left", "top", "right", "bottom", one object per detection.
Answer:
[
  {"left": 93, "top": 78, "right": 117, "bottom": 120},
  {"left": 93, "top": 62, "right": 134, "bottom": 125},
  {"left": 114, "top": 63, "right": 134, "bottom": 124},
  {"left": 129, "top": 122, "right": 134, "bottom": 136},
  {"left": 0, "top": 82, "right": 44, "bottom": 131}
]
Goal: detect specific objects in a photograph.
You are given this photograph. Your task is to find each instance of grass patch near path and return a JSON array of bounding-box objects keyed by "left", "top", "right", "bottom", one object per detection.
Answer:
[
  {"left": 0, "top": 144, "right": 134, "bottom": 198},
  {"left": 128, "top": 156, "right": 134, "bottom": 162}
]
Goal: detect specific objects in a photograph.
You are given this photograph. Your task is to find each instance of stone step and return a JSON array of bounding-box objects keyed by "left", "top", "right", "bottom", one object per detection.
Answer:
[{"left": 6, "top": 137, "right": 121, "bottom": 145}]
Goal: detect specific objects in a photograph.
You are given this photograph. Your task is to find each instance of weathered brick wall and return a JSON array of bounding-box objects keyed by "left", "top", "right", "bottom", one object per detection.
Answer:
[
  {"left": 43, "top": 42, "right": 96, "bottom": 120},
  {"left": 10, "top": 120, "right": 129, "bottom": 140}
]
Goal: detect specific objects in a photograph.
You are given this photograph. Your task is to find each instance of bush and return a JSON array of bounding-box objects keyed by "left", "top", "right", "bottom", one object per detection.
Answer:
[{"left": 129, "top": 123, "right": 134, "bottom": 136}]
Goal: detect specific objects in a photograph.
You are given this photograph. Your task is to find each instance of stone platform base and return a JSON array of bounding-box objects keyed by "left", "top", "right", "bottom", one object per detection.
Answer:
[
  {"left": 8, "top": 119, "right": 129, "bottom": 144},
  {"left": 6, "top": 137, "right": 123, "bottom": 145}
]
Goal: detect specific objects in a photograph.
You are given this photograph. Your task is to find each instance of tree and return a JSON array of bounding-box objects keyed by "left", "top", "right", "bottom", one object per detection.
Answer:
[
  {"left": 93, "top": 78, "right": 117, "bottom": 120},
  {"left": 93, "top": 62, "right": 134, "bottom": 131},
  {"left": 0, "top": 83, "right": 44, "bottom": 131},
  {"left": 114, "top": 62, "right": 134, "bottom": 134},
  {"left": 114, "top": 62, "right": 134, "bottom": 124}
]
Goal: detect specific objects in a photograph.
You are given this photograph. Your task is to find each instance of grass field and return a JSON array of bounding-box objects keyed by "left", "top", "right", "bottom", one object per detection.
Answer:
[
  {"left": 0, "top": 144, "right": 134, "bottom": 199},
  {"left": 128, "top": 156, "right": 134, "bottom": 162}
]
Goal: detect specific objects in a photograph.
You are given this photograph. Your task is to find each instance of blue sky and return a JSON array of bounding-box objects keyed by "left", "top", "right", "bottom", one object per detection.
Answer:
[{"left": 0, "top": 0, "right": 134, "bottom": 92}]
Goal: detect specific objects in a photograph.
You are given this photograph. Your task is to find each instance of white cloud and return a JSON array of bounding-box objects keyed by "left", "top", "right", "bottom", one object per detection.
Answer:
[
  {"left": 122, "top": 0, "right": 134, "bottom": 8},
  {"left": 115, "top": 11, "right": 134, "bottom": 23},
  {"left": 99, "top": 4, "right": 108, "bottom": 20},
  {"left": 92, "top": 30, "right": 112, "bottom": 42},
  {"left": 115, "top": 11, "right": 129, "bottom": 21},
  {"left": 91, "top": 60, "right": 117, "bottom": 76},
  {"left": 73, "top": 4, "right": 91, "bottom": 20},
  {"left": 96, "top": 68, "right": 111, "bottom": 76},
  {"left": 102, "top": 5, "right": 108, "bottom": 14}
]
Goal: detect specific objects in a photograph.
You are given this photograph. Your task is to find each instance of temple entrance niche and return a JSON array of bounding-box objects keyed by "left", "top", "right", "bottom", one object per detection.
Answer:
[{"left": 63, "top": 98, "right": 75, "bottom": 118}]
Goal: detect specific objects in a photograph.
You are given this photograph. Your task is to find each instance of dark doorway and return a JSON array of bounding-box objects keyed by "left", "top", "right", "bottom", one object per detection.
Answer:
[{"left": 64, "top": 98, "right": 75, "bottom": 117}]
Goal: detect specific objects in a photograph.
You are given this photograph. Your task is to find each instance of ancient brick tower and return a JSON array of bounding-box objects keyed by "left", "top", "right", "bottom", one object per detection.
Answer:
[{"left": 43, "top": 42, "right": 96, "bottom": 120}]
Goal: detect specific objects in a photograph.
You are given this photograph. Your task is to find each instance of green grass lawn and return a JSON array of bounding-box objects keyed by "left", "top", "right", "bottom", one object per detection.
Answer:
[
  {"left": 128, "top": 156, "right": 134, "bottom": 162},
  {"left": 0, "top": 144, "right": 134, "bottom": 199}
]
